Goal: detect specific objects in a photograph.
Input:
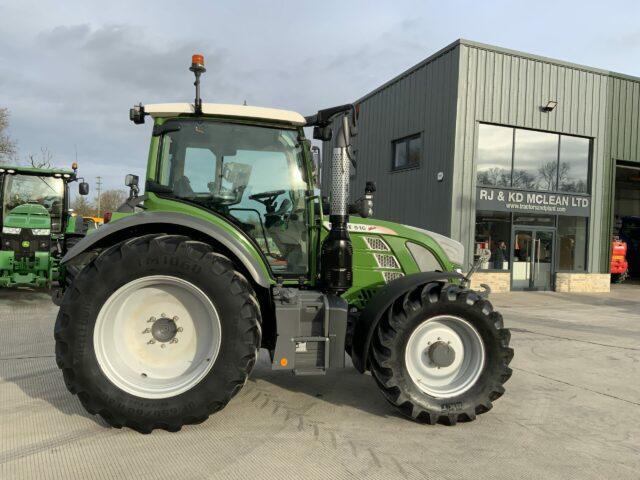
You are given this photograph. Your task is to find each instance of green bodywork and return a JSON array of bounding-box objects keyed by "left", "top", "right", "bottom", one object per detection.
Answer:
[
  {"left": 97, "top": 113, "right": 461, "bottom": 309},
  {"left": 0, "top": 165, "right": 79, "bottom": 287}
]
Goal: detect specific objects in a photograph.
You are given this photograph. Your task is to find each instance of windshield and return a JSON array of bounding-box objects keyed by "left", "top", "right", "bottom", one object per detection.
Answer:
[
  {"left": 2, "top": 174, "right": 65, "bottom": 232},
  {"left": 158, "top": 119, "right": 310, "bottom": 275}
]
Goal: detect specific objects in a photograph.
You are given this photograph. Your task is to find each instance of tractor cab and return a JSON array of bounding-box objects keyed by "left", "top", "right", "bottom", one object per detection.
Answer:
[
  {"left": 0, "top": 165, "right": 89, "bottom": 287},
  {"left": 142, "top": 106, "right": 310, "bottom": 276}
]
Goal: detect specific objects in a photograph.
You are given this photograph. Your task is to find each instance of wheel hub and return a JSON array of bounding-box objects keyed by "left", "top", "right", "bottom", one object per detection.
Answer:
[
  {"left": 93, "top": 275, "right": 221, "bottom": 400},
  {"left": 426, "top": 341, "right": 455, "bottom": 368},
  {"left": 151, "top": 317, "right": 178, "bottom": 343},
  {"left": 405, "top": 315, "right": 486, "bottom": 399}
]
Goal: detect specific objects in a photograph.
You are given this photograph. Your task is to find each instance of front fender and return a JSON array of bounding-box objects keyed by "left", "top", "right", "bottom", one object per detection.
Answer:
[
  {"left": 62, "top": 211, "right": 272, "bottom": 288},
  {"left": 350, "top": 271, "right": 466, "bottom": 373}
]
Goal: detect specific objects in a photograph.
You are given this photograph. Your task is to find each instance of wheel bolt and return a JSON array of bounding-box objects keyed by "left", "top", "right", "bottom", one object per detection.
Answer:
[
  {"left": 142, "top": 328, "right": 151, "bottom": 334},
  {"left": 173, "top": 316, "right": 179, "bottom": 322}
]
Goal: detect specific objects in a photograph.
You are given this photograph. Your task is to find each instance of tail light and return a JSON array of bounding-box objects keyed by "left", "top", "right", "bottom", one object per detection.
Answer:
[{"left": 103, "top": 212, "right": 112, "bottom": 223}]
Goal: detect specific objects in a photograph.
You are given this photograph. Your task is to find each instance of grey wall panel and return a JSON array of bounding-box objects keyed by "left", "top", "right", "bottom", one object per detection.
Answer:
[
  {"left": 610, "top": 77, "right": 640, "bottom": 163},
  {"left": 452, "top": 43, "right": 612, "bottom": 272},
  {"left": 322, "top": 45, "right": 460, "bottom": 236}
]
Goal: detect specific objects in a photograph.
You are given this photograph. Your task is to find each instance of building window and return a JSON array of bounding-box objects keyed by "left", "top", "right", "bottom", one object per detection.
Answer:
[
  {"left": 559, "top": 136, "right": 590, "bottom": 193},
  {"left": 476, "top": 124, "right": 591, "bottom": 194},
  {"left": 475, "top": 211, "right": 511, "bottom": 270},
  {"left": 513, "top": 129, "right": 559, "bottom": 191},
  {"left": 557, "top": 216, "right": 587, "bottom": 271},
  {"left": 476, "top": 124, "right": 513, "bottom": 187},
  {"left": 392, "top": 134, "right": 421, "bottom": 170}
]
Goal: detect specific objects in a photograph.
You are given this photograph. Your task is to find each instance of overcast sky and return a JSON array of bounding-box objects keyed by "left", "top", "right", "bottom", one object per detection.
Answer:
[{"left": 1, "top": 0, "right": 639, "bottom": 199}]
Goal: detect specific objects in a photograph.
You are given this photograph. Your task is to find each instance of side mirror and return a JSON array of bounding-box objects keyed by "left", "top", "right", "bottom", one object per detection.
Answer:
[
  {"left": 125, "top": 174, "right": 140, "bottom": 199},
  {"left": 125, "top": 174, "right": 139, "bottom": 187},
  {"left": 312, "top": 125, "right": 332, "bottom": 141},
  {"left": 311, "top": 146, "right": 322, "bottom": 188},
  {"left": 78, "top": 182, "right": 89, "bottom": 196}
]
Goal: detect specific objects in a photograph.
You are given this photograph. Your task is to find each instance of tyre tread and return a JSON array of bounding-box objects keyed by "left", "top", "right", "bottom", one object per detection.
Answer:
[
  {"left": 54, "top": 233, "right": 262, "bottom": 433},
  {"left": 369, "top": 282, "right": 513, "bottom": 426}
]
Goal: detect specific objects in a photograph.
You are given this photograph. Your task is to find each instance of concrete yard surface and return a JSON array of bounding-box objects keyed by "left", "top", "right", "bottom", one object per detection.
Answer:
[{"left": 0, "top": 286, "right": 639, "bottom": 479}]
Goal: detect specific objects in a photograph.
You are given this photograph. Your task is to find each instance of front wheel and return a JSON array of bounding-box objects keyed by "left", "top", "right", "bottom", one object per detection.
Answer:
[
  {"left": 55, "top": 234, "right": 262, "bottom": 433},
  {"left": 369, "top": 283, "right": 513, "bottom": 425}
]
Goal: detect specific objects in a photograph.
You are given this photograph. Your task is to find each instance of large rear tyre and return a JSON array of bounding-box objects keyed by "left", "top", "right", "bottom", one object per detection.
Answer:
[
  {"left": 370, "top": 282, "right": 513, "bottom": 425},
  {"left": 54, "top": 234, "right": 262, "bottom": 433}
]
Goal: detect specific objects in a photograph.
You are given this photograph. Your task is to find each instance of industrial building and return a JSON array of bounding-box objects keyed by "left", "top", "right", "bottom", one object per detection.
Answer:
[{"left": 322, "top": 39, "right": 640, "bottom": 292}]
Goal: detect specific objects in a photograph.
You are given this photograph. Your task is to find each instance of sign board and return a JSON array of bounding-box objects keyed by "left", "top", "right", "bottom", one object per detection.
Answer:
[{"left": 476, "top": 187, "right": 590, "bottom": 217}]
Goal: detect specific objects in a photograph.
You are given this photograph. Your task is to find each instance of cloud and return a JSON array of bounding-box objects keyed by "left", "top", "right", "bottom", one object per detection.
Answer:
[
  {"left": 0, "top": 15, "right": 441, "bottom": 197},
  {"left": 37, "top": 24, "right": 91, "bottom": 46}
]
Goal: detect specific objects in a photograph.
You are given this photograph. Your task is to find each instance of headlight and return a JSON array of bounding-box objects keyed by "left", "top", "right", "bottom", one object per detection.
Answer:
[
  {"left": 406, "top": 226, "right": 465, "bottom": 266},
  {"left": 407, "top": 242, "right": 442, "bottom": 271},
  {"left": 2, "top": 227, "right": 21, "bottom": 234},
  {"left": 32, "top": 229, "right": 51, "bottom": 236}
]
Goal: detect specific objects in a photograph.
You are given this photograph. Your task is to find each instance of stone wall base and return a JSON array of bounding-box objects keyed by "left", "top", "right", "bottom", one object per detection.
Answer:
[
  {"left": 468, "top": 272, "right": 511, "bottom": 293},
  {"left": 555, "top": 273, "right": 610, "bottom": 293},
  {"left": 467, "top": 271, "right": 611, "bottom": 293}
]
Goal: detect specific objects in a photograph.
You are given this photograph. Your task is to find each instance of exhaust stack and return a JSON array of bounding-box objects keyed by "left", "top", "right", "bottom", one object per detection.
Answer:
[{"left": 321, "top": 113, "right": 355, "bottom": 294}]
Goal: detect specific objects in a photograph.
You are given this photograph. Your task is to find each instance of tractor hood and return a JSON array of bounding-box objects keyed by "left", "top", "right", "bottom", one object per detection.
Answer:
[
  {"left": 323, "top": 216, "right": 465, "bottom": 268},
  {"left": 3, "top": 204, "right": 51, "bottom": 229}
]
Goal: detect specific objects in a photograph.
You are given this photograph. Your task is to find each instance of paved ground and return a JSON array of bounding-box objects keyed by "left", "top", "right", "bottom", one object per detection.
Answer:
[{"left": 0, "top": 286, "right": 638, "bottom": 479}]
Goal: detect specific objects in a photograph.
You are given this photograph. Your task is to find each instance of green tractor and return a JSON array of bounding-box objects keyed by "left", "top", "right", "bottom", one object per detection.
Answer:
[
  {"left": 0, "top": 165, "right": 89, "bottom": 287},
  {"left": 54, "top": 55, "right": 513, "bottom": 433}
]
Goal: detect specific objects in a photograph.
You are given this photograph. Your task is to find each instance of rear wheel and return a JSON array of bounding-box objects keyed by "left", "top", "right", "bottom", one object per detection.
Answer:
[
  {"left": 370, "top": 282, "right": 513, "bottom": 425},
  {"left": 55, "top": 234, "right": 262, "bottom": 433}
]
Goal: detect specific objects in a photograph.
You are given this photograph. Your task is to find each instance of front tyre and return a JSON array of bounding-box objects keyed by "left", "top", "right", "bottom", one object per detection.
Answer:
[
  {"left": 54, "top": 234, "right": 262, "bottom": 433},
  {"left": 370, "top": 283, "right": 513, "bottom": 425}
]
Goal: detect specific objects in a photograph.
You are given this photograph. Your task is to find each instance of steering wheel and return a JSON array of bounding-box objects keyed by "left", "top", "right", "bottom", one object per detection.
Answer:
[{"left": 249, "top": 190, "right": 286, "bottom": 201}]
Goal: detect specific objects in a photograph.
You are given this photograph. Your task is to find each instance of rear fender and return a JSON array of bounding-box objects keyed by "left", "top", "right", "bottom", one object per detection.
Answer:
[
  {"left": 62, "top": 211, "right": 272, "bottom": 288},
  {"left": 350, "top": 271, "right": 466, "bottom": 373}
]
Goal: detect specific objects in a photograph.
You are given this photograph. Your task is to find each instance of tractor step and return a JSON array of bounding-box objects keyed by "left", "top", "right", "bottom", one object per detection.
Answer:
[{"left": 272, "top": 289, "right": 347, "bottom": 375}]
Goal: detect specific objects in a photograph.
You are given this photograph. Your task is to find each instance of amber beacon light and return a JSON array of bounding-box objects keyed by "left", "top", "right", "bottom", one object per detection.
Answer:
[{"left": 189, "top": 53, "right": 206, "bottom": 115}]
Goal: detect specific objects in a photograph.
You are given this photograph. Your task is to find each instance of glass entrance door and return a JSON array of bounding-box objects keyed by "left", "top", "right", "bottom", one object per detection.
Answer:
[{"left": 511, "top": 228, "right": 555, "bottom": 291}]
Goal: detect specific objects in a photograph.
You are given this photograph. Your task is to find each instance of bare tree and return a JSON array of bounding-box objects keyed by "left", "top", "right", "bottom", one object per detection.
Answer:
[
  {"left": 71, "top": 195, "right": 96, "bottom": 217},
  {"left": 537, "top": 161, "right": 558, "bottom": 190},
  {"left": 477, "top": 167, "right": 510, "bottom": 187},
  {"left": 512, "top": 169, "right": 536, "bottom": 190},
  {"left": 97, "top": 189, "right": 127, "bottom": 213},
  {"left": 0, "top": 108, "right": 16, "bottom": 162},
  {"left": 27, "top": 147, "right": 54, "bottom": 169}
]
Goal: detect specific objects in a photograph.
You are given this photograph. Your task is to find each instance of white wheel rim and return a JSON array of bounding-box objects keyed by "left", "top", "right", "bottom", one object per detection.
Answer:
[
  {"left": 404, "top": 315, "right": 485, "bottom": 399},
  {"left": 94, "top": 275, "right": 221, "bottom": 399}
]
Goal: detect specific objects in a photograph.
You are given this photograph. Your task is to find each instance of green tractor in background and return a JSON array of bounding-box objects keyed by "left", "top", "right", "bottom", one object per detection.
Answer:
[
  {"left": 54, "top": 55, "right": 513, "bottom": 433},
  {"left": 0, "top": 164, "right": 89, "bottom": 287}
]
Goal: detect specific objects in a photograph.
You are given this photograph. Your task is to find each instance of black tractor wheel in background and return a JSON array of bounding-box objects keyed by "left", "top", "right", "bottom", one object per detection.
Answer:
[
  {"left": 55, "top": 233, "right": 262, "bottom": 433},
  {"left": 369, "top": 282, "right": 513, "bottom": 425}
]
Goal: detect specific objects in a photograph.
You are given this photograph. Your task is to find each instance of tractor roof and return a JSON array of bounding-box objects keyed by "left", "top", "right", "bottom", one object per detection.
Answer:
[
  {"left": 0, "top": 165, "right": 76, "bottom": 177},
  {"left": 144, "top": 103, "right": 306, "bottom": 126}
]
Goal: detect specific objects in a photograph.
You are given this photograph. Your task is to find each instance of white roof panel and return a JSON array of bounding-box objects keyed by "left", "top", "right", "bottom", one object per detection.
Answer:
[{"left": 144, "top": 103, "right": 306, "bottom": 126}]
